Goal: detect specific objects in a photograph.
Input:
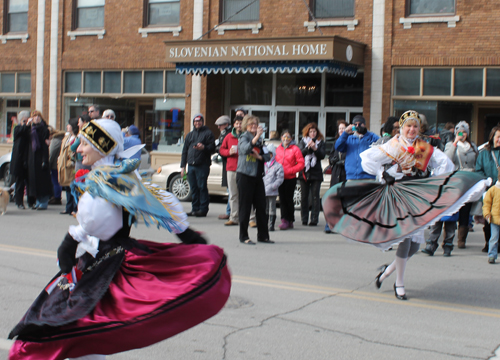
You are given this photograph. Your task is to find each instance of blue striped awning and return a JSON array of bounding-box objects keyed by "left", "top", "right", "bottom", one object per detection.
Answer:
[{"left": 175, "top": 61, "right": 358, "bottom": 77}]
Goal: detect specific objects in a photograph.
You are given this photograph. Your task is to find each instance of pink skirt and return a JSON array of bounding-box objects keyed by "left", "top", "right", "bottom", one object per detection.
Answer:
[{"left": 9, "top": 241, "right": 231, "bottom": 360}]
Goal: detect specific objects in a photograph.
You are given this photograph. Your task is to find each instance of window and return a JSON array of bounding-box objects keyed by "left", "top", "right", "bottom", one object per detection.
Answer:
[
  {"left": 408, "top": 0, "right": 455, "bottom": 16},
  {"left": 84, "top": 71, "right": 101, "bottom": 93},
  {"left": 124, "top": 72, "right": 142, "bottom": 94},
  {"left": 0, "top": 72, "right": 31, "bottom": 93},
  {"left": 144, "top": 71, "right": 163, "bottom": 93},
  {"left": 423, "top": 69, "right": 451, "bottom": 96},
  {"left": 454, "top": 69, "right": 482, "bottom": 96},
  {"left": 487, "top": 69, "right": 500, "bottom": 97},
  {"left": 5, "top": 0, "right": 29, "bottom": 33},
  {"left": 146, "top": 0, "right": 180, "bottom": 26},
  {"left": 103, "top": 72, "right": 121, "bottom": 93},
  {"left": 313, "top": 0, "right": 354, "bottom": 18},
  {"left": 222, "top": 0, "right": 259, "bottom": 22},
  {"left": 76, "top": 0, "right": 105, "bottom": 29},
  {"left": 393, "top": 69, "right": 420, "bottom": 96}
]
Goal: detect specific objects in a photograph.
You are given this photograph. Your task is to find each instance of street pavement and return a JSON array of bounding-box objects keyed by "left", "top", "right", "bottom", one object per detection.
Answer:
[{"left": 1, "top": 200, "right": 500, "bottom": 360}]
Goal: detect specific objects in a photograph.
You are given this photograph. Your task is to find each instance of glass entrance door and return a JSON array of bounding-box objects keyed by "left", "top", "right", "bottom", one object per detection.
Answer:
[{"left": 276, "top": 111, "right": 296, "bottom": 140}]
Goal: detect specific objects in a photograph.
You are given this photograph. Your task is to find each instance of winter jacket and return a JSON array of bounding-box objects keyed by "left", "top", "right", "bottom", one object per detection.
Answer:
[
  {"left": 216, "top": 125, "right": 231, "bottom": 187},
  {"left": 483, "top": 184, "right": 500, "bottom": 225},
  {"left": 57, "top": 134, "right": 76, "bottom": 187},
  {"left": 28, "top": 121, "right": 53, "bottom": 198},
  {"left": 263, "top": 159, "right": 284, "bottom": 196},
  {"left": 236, "top": 131, "right": 270, "bottom": 177},
  {"left": 49, "top": 131, "right": 66, "bottom": 170},
  {"left": 10, "top": 124, "right": 31, "bottom": 178},
  {"left": 298, "top": 138, "right": 325, "bottom": 182},
  {"left": 328, "top": 139, "right": 346, "bottom": 186},
  {"left": 219, "top": 127, "right": 240, "bottom": 172},
  {"left": 444, "top": 141, "right": 478, "bottom": 171},
  {"left": 275, "top": 142, "right": 305, "bottom": 180},
  {"left": 180, "top": 125, "right": 215, "bottom": 168},
  {"left": 476, "top": 147, "right": 500, "bottom": 181},
  {"left": 335, "top": 131, "right": 379, "bottom": 180},
  {"left": 123, "top": 134, "right": 142, "bottom": 160}
]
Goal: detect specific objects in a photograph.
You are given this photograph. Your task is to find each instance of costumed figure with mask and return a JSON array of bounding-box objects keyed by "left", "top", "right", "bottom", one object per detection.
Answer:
[
  {"left": 8, "top": 120, "right": 231, "bottom": 360},
  {"left": 322, "top": 111, "right": 490, "bottom": 300}
]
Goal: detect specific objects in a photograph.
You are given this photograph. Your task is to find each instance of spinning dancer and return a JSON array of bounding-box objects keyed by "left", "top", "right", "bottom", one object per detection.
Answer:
[
  {"left": 9, "top": 119, "right": 231, "bottom": 360},
  {"left": 323, "top": 111, "right": 489, "bottom": 300}
]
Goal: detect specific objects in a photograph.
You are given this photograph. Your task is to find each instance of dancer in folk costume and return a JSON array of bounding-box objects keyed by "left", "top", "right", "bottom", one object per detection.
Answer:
[
  {"left": 9, "top": 119, "right": 231, "bottom": 360},
  {"left": 322, "top": 111, "right": 489, "bottom": 300}
]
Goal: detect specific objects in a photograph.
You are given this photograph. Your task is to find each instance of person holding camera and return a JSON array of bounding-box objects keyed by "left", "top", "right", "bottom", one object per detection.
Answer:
[
  {"left": 334, "top": 115, "right": 379, "bottom": 181},
  {"left": 298, "top": 122, "right": 325, "bottom": 226},
  {"left": 27, "top": 110, "right": 53, "bottom": 210}
]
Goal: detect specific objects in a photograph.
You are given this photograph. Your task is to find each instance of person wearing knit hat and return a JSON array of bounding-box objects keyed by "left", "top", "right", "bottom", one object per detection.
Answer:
[
  {"left": 434, "top": 120, "right": 478, "bottom": 252},
  {"left": 123, "top": 124, "right": 142, "bottom": 161},
  {"left": 8, "top": 119, "right": 231, "bottom": 360},
  {"left": 215, "top": 115, "right": 232, "bottom": 220},
  {"left": 180, "top": 113, "right": 216, "bottom": 217}
]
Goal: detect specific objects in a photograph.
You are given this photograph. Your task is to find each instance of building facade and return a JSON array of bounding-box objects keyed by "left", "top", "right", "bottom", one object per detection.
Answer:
[{"left": 0, "top": 0, "right": 499, "bottom": 157}]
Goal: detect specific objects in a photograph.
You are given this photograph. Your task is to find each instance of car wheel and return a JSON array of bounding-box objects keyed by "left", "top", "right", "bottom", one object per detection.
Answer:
[
  {"left": 169, "top": 174, "right": 192, "bottom": 202},
  {"left": 293, "top": 183, "right": 301, "bottom": 210},
  {"left": 3, "top": 163, "right": 10, "bottom": 187}
]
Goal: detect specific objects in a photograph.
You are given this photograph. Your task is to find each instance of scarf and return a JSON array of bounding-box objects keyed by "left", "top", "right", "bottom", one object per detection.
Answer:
[
  {"left": 302, "top": 137, "right": 321, "bottom": 172},
  {"left": 457, "top": 141, "right": 471, "bottom": 153},
  {"left": 31, "top": 124, "right": 41, "bottom": 152}
]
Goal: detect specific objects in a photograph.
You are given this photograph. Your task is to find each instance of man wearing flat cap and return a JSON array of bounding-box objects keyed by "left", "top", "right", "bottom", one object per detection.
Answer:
[{"left": 215, "top": 115, "right": 232, "bottom": 220}]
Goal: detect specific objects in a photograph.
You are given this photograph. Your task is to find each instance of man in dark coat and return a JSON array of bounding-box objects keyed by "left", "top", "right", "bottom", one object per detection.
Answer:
[
  {"left": 10, "top": 110, "right": 35, "bottom": 209},
  {"left": 27, "top": 111, "right": 53, "bottom": 210},
  {"left": 180, "top": 113, "right": 215, "bottom": 217},
  {"left": 215, "top": 115, "right": 231, "bottom": 220}
]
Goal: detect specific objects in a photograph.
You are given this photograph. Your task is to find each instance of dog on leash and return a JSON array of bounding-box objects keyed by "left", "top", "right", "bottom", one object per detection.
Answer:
[{"left": 0, "top": 187, "right": 14, "bottom": 215}]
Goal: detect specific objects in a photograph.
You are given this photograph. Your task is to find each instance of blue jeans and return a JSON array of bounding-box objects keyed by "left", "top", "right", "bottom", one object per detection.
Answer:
[
  {"left": 489, "top": 223, "right": 499, "bottom": 260},
  {"left": 51, "top": 169, "right": 62, "bottom": 199},
  {"left": 64, "top": 187, "right": 77, "bottom": 213},
  {"left": 226, "top": 188, "right": 231, "bottom": 215},
  {"left": 35, "top": 196, "right": 50, "bottom": 209},
  {"left": 187, "top": 163, "right": 210, "bottom": 213}
]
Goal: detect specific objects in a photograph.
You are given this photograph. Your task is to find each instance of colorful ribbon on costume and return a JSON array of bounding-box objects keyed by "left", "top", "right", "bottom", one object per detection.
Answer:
[{"left": 45, "top": 267, "right": 83, "bottom": 294}]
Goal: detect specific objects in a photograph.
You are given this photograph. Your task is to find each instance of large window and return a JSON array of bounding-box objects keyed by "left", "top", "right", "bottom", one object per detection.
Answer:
[
  {"left": 407, "top": 0, "right": 455, "bottom": 16},
  {"left": 146, "top": 0, "right": 180, "bottom": 26},
  {"left": 75, "top": 0, "right": 105, "bottom": 29},
  {"left": 0, "top": 72, "right": 31, "bottom": 94},
  {"left": 313, "top": 0, "right": 354, "bottom": 18},
  {"left": 4, "top": 0, "right": 28, "bottom": 33},
  {"left": 65, "top": 70, "right": 185, "bottom": 95},
  {"left": 222, "top": 0, "right": 259, "bottom": 22}
]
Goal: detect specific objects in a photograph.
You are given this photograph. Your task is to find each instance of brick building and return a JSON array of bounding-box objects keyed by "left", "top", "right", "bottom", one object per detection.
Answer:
[{"left": 0, "top": 0, "right": 499, "bottom": 156}]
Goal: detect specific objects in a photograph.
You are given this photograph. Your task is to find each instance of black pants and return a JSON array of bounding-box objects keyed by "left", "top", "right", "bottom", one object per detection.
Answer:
[
  {"left": 13, "top": 169, "right": 35, "bottom": 207},
  {"left": 300, "top": 179, "right": 321, "bottom": 224},
  {"left": 458, "top": 202, "right": 472, "bottom": 227},
  {"left": 279, "top": 178, "right": 296, "bottom": 222},
  {"left": 237, "top": 173, "right": 269, "bottom": 242}
]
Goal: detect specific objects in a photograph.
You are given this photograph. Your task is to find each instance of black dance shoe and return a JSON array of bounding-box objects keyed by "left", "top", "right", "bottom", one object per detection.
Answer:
[
  {"left": 375, "top": 264, "right": 388, "bottom": 289},
  {"left": 393, "top": 284, "right": 407, "bottom": 301}
]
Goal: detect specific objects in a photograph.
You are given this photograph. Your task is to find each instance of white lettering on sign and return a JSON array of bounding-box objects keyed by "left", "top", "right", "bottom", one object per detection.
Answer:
[{"left": 168, "top": 43, "right": 327, "bottom": 59}]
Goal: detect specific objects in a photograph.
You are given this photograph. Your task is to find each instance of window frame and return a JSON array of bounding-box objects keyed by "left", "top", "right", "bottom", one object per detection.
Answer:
[
  {"left": 309, "top": 0, "right": 355, "bottom": 20},
  {"left": 3, "top": 0, "right": 29, "bottom": 34},
  {"left": 0, "top": 72, "right": 31, "bottom": 95},
  {"left": 72, "top": 0, "right": 106, "bottom": 30},
  {"left": 143, "top": 0, "right": 181, "bottom": 27},
  {"left": 405, "top": 0, "right": 456, "bottom": 17},
  {"left": 219, "top": 0, "right": 260, "bottom": 23}
]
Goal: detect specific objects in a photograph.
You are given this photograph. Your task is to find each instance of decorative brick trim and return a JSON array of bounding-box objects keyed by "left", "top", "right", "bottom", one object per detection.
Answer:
[
  {"left": 138, "top": 26, "right": 182, "bottom": 37},
  {"left": 67, "top": 29, "right": 106, "bottom": 40},
  {"left": 215, "top": 23, "right": 262, "bottom": 35},
  {"left": 304, "top": 19, "right": 358, "bottom": 32},
  {"left": 399, "top": 15, "right": 460, "bottom": 29},
  {"left": 0, "top": 33, "right": 29, "bottom": 44}
]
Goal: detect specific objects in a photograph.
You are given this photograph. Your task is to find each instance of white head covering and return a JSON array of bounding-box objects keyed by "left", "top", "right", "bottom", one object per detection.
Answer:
[{"left": 79, "top": 119, "right": 124, "bottom": 157}]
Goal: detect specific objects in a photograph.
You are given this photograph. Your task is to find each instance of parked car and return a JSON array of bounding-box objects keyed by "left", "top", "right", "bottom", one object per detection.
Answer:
[
  {"left": 151, "top": 152, "right": 331, "bottom": 209},
  {"left": 0, "top": 152, "right": 11, "bottom": 187}
]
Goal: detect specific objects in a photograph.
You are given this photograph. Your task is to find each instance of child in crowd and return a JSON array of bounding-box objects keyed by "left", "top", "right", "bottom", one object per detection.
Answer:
[
  {"left": 263, "top": 144, "right": 284, "bottom": 231},
  {"left": 483, "top": 175, "right": 500, "bottom": 264}
]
